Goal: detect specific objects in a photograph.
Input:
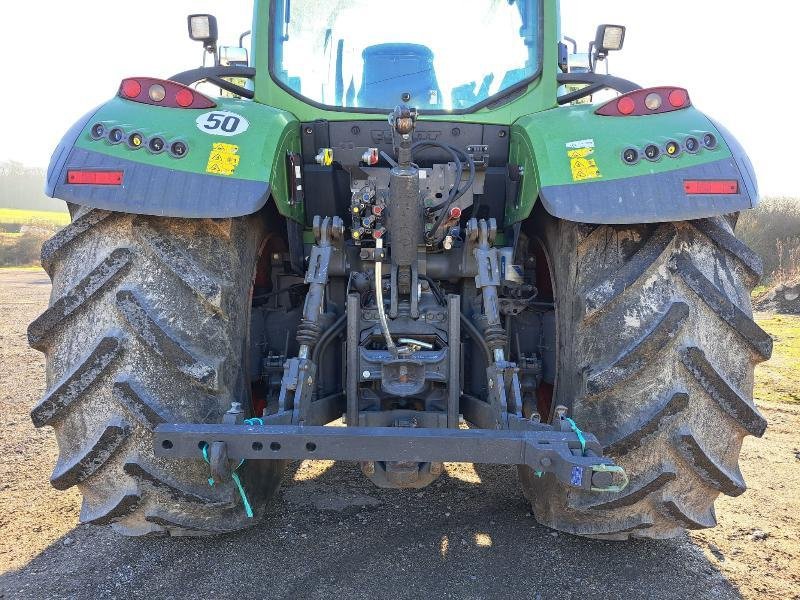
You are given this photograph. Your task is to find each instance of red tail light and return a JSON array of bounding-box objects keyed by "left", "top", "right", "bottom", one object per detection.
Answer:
[
  {"left": 118, "top": 77, "right": 216, "bottom": 109},
  {"left": 596, "top": 87, "right": 691, "bottom": 117},
  {"left": 684, "top": 180, "right": 739, "bottom": 195},
  {"left": 67, "top": 170, "right": 124, "bottom": 185}
]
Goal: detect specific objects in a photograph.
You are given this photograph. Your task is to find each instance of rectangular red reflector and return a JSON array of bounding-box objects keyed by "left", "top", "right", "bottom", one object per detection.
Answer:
[
  {"left": 683, "top": 180, "right": 739, "bottom": 195},
  {"left": 67, "top": 170, "right": 124, "bottom": 185}
]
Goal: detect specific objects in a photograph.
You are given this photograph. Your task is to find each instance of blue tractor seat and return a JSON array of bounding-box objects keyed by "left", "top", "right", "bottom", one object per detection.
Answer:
[{"left": 357, "top": 43, "right": 443, "bottom": 109}]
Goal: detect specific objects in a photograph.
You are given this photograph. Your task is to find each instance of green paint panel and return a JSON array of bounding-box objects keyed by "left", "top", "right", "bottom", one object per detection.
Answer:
[
  {"left": 53, "top": 0, "right": 750, "bottom": 229},
  {"left": 506, "top": 104, "right": 733, "bottom": 224},
  {"left": 74, "top": 96, "right": 303, "bottom": 220}
]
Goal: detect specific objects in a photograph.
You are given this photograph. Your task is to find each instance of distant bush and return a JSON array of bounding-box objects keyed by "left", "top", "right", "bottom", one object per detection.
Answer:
[
  {"left": 736, "top": 197, "right": 800, "bottom": 283},
  {"left": 0, "top": 227, "right": 55, "bottom": 267}
]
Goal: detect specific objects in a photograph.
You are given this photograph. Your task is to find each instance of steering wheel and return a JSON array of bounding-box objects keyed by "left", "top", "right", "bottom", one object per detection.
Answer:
[{"left": 170, "top": 66, "right": 256, "bottom": 99}]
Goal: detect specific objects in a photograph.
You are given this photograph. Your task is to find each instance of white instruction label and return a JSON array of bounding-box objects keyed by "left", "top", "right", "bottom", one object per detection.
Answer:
[{"left": 565, "top": 139, "right": 595, "bottom": 150}]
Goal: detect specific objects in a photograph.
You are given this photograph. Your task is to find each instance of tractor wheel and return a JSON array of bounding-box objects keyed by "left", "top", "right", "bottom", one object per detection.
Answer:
[
  {"left": 518, "top": 207, "right": 771, "bottom": 539},
  {"left": 28, "top": 207, "right": 283, "bottom": 536}
]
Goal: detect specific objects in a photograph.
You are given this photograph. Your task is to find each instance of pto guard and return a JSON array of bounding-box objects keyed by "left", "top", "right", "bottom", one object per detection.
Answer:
[
  {"left": 508, "top": 102, "right": 758, "bottom": 226},
  {"left": 45, "top": 95, "right": 302, "bottom": 220}
]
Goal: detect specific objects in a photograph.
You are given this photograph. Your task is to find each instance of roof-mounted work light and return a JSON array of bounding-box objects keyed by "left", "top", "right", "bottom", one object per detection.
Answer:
[
  {"left": 188, "top": 14, "right": 219, "bottom": 54},
  {"left": 593, "top": 24, "right": 626, "bottom": 61}
]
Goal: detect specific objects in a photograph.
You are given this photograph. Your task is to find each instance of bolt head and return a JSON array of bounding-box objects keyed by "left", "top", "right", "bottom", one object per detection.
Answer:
[
  {"left": 540, "top": 457, "right": 552, "bottom": 468},
  {"left": 362, "top": 370, "right": 371, "bottom": 379}
]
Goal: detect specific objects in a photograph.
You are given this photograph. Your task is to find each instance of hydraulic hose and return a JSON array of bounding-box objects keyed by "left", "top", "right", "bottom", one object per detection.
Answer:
[
  {"left": 373, "top": 238, "right": 396, "bottom": 355},
  {"left": 460, "top": 314, "right": 492, "bottom": 364},
  {"left": 311, "top": 312, "right": 347, "bottom": 364},
  {"left": 412, "top": 141, "right": 475, "bottom": 241}
]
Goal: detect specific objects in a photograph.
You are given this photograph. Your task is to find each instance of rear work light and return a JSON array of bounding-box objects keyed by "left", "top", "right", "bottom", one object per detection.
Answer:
[
  {"left": 596, "top": 86, "right": 691, "bottom": 116},
  {"left": 67, "top": 170, "right": 124, "bottom": 185},
  {"left": 118, "top": 77, "right": 216, "bottom": 109},
  {"left": 683, "top": 180, "right": 739, "bottom": 195}
]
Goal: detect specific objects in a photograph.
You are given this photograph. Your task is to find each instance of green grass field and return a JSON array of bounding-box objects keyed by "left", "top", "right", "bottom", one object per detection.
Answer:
[
  {"left": 0, "top": 207, "right": 69, "bottom": 227},
  {"left": 754, "top": 313, "right": 800, "bottom": 405}
]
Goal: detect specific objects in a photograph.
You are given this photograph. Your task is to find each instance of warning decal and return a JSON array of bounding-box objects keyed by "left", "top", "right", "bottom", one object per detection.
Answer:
[
  {"left": 566, "top": 139, "right": 602, "bottom": 181},
  {"left": 206, "top": 143, "right": 241, "bottom": 176}
]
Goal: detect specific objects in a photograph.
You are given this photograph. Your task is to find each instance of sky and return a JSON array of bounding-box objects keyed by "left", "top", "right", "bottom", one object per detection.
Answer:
[{"left": 3, "top": 1, "right": 798, "bottom": 197}]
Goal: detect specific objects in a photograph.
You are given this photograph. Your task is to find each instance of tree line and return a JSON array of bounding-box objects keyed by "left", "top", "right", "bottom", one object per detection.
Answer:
[
  {"left": 0, "top": 161, "right": 66, "bottom": 212},
  {"left": 737, "top": 197, "right": 800, "bottom": 284}
]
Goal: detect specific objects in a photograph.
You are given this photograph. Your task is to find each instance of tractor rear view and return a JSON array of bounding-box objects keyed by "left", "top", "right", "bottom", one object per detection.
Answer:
[{"left": 31, "top": 0, "right": 769, "bottom": 539}]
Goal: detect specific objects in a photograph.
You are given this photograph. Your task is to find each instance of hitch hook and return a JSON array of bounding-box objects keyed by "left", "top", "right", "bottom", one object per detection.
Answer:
[{"left": 589, "top": 464, "right": 629, "bottom": 493}]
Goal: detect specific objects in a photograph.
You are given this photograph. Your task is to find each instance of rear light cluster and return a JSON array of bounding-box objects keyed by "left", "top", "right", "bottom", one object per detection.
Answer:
[
  {"left": 89, "top": 122, "right": 189, "bottom": 158},
  {"left": 621, "top": 132, "right": 718, "bottom": 165},
  {"left": 118, "top": 77, "right": 216, "bottom": 109},
  {"left": 596, "top": 87, "right": 691, "bottom": 117}
]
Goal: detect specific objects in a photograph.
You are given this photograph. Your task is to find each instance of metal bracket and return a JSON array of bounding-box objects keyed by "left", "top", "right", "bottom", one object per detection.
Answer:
[
  {"left": 474, "top": 244, "right": 502, "bottom": 288},
  {"left": 207, "top": 441, "right": 231, "bottom": 483},
  {"left": 471, "top": 218, "right": 500, "bottom": 289},
  {"left": 286, "top": 151, "right": 304, "bottom": 206},
  {"left": 485, "top": 361, "right": 523, "bottom": 429},
  {"left": 469, "top": 217, "right": 525, "bottom": 431},
  {"left": 277, "top": 357, "right": 317, "bottom": 424},
  {"left": 154, "top": 422, "right": 627, "bottom": 492},
  {"left": 222, "top": 401, "right": 245, "bottom": 425},
  {"left": 466, "top": 144, "right": 489, "bottom": 169},
  {"left": 305, "top": 245, "right": 332, "bottom": 285},
  {"left": 275, "top": 215, "right": 341, "bottom": 425}
]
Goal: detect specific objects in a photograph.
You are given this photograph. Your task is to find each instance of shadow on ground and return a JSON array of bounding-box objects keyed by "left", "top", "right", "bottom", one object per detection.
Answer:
[
  {"left": 0, "top": 269, "right": 750, "bottom": 600},
  {"left": 0, "top": 460, "right": 740, "bottom": 600}
]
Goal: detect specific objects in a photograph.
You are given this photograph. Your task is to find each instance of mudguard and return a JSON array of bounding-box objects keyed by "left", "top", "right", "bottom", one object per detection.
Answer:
[
  {"left": 509, "top": 102, "right": 758, "bottom": 225},
  {"left": 45, "top": 96, "right": 302, "bottom": 221}
]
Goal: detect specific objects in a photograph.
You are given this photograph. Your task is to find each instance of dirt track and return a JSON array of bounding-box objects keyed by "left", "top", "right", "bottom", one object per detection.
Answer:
[{"left": 1, "top": 269, "right": 798, "bottom": 600}]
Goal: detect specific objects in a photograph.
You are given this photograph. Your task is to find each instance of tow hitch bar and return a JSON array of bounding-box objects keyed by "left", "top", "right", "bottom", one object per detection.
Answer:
[{"left": 154, "top": 416, "right": 628, "bottom": 493}]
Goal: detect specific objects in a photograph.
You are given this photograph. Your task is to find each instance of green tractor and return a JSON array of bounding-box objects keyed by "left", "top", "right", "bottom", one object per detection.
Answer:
[{"left": 31, "top": 0, "right": 770, "bottom": 539}]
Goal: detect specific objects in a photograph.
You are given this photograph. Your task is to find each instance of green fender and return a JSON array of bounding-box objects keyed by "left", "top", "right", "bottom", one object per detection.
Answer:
[
  {"left": 46, "top": 95, "right": 303, "bottom": 221},
  {"left": 507, "top": 102, "right": 757, "bottom": 226}
]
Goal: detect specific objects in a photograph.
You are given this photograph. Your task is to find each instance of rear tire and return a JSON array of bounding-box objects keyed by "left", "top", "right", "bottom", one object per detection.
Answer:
[
  {"left": 28, "top": 207, "right": 283, "bottom": 536},
  {"left": 519, "top": 208, "right": 771, "bottom": 539}
]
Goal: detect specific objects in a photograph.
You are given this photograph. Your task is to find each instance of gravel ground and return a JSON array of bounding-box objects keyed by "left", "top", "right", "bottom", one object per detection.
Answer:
[{"left": 1, "top": 269, "right": 798, "bottom": 600}]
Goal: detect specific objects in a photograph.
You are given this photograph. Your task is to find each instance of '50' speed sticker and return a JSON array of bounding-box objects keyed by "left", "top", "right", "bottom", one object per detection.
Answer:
[{"left": 196, "top": 111, "right": 250, "bottom": 136}]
